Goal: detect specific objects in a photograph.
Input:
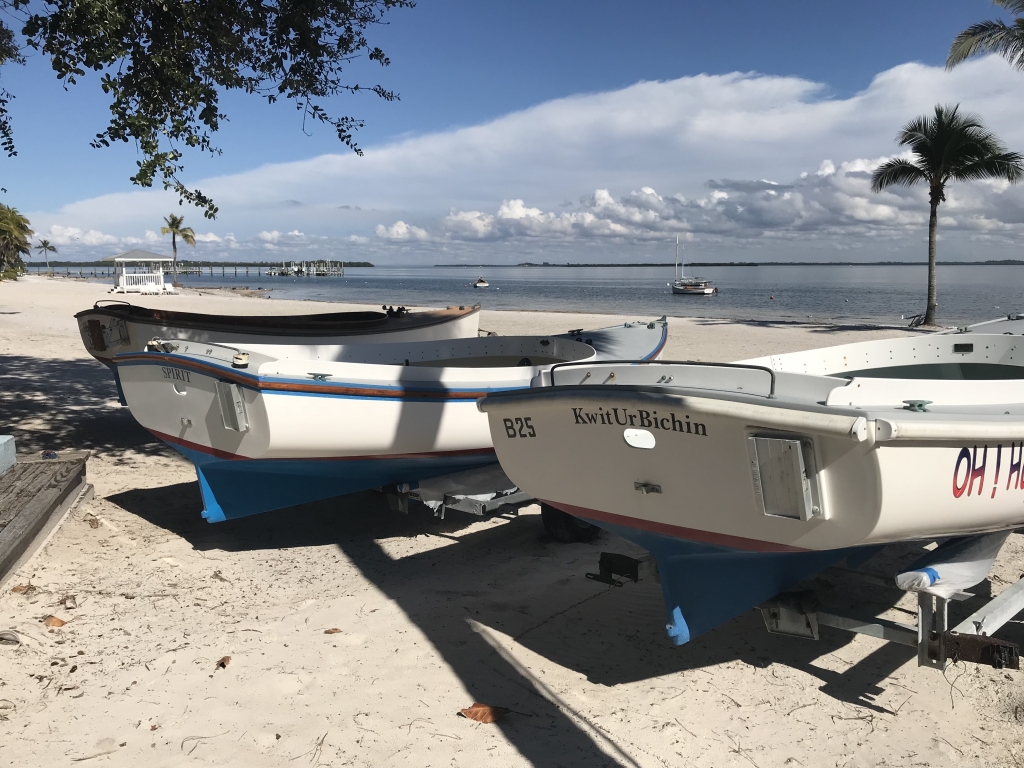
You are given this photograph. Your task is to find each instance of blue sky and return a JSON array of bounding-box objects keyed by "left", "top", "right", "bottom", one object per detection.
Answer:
[{"left": 3, "top": 0, "right": 1022, "bottom": 262}]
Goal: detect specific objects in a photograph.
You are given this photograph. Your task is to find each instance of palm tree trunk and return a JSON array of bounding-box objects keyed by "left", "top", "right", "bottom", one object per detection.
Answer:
[
  {"left": 171, "top": 233, "right": 179, "bottom": 286},
  {"left": 925, "top": 189, "right": 940, "bottom": 326}
]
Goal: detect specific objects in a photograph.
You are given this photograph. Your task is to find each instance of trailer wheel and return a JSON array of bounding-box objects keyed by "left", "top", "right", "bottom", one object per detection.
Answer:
[{"left": 541, "top": 503, "right": 600, "bottom": 543}]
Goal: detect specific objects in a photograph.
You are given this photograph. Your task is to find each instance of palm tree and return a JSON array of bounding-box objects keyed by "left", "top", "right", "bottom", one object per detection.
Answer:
[
  {"left": 948, "top": 1, "right": 1024, "bottom": 70},
  {"left": 160, "top": 214, "right": 196, "bottom": 286},
  {"left": 35, "top": 239, "right": 57, "bottom": 276},
  {"left": 871, "top": 104, "right": 1023, "bottom": 326},
  {"left": 0, "top": 205, "right": 33, "bottom": 274}
]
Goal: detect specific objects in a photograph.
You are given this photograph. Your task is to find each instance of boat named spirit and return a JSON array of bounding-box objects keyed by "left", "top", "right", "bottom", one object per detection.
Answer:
[{"left": 113, "top": 319, "right": 667, "bottom": 522}]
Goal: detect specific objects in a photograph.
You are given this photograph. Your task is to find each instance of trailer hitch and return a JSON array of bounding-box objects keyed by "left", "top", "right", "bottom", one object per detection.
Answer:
[{"left": 937, "top": 631, "right": 1020, "bottom": 670}]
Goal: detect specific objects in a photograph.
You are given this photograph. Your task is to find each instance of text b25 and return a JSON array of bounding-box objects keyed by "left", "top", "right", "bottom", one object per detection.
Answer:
[{"left": 503, "top": 417, "right": 536, "bottom": 438}]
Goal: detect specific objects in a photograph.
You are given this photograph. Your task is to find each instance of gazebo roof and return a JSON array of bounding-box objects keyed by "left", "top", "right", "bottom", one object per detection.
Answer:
[{"left": 102, "top": 249, "right": 173, "bottom": 263}]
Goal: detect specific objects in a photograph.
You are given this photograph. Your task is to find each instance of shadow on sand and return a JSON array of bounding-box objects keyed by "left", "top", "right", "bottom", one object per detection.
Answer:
[
  {"left": 106, "top": 478, "right": 1004, "bottom": 757},
  {"left": 13, "top": 348, "right": 1017, "bottom": 763},
  {"left": 689, "top": 317, "right": 921, "bottom": 335},
  {"left": 0, "top": 354, "right": 158, "bottom": 455}
]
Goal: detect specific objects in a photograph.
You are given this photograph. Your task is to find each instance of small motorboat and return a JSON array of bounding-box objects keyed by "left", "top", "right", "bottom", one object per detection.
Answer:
[
  {"left": 76, "top": 301, "right": 482, "bottom": 371},
  {"left": 479, "top": 333, "right": 1024, "bottom": 645},
  {"left": 112, "top": 318, "right": 667, "bottom": 522},
  {"left": 474, "top": 277, "right": 489, "bottom": 288},
  {"left": 669, "top": 236, "right": 716, "bottom": 296}
]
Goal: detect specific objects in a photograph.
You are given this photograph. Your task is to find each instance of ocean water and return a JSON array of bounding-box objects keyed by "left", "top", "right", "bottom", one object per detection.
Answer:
[{"left": 171, "top": 264, "right": 1024, "bottom": 327}]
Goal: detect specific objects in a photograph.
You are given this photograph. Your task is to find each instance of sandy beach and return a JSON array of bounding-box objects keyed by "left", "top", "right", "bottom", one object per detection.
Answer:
[{"left": 1, "top": 274, "right": 1020, "bottom": 767}]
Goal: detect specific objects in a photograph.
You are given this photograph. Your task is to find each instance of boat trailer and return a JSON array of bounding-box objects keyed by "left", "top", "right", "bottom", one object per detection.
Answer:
[
  {"left": 382, "top": 463, "right": 535, "bottom": 520},
  {"left": 586, "top": 552, "right": 1023, "bottom": 671}
]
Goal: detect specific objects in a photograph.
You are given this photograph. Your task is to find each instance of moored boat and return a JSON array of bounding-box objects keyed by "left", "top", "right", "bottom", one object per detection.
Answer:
[
  {"left": 479, "top": 333, "right": 1024, "bottom": 645},
  {"left": 113, "top": 318, "right": 667, "bottom": 522},
  {"left": 76, "top": 301, "right": 483, "bottom": 370},
  {"left": 474, "top": 277, "right": 489, "bottom": 288},
  {"left": 669, "top": 236, "right": 716, "bottom": 296}
]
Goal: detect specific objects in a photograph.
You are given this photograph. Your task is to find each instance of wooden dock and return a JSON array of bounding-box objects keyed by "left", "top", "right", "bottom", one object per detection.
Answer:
[{"left": 0, "top": 450, "right": 91, "bottom": 585}]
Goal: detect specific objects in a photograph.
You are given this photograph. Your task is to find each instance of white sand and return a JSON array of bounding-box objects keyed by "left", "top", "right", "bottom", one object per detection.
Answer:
[{"left": 0, "top": 275, "right": 1019, "bottom": 767}]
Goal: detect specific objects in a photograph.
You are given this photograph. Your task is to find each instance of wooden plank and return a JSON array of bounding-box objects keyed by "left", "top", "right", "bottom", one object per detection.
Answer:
[{"left": 0, "top": 458, "right": 87, "bottom": 581}]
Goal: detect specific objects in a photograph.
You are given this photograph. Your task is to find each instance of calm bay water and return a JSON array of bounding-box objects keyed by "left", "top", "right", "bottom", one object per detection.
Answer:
[{"left": 173, "top": 264, "right": 1024, "bottom": 327}]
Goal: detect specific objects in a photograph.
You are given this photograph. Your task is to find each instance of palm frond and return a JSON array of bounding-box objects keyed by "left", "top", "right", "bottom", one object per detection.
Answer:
[
  {"left": 950, "top": 151, "right": 1024, "bottom": 183},
  {"left": 871, "top": 159, "right": 927, "bottom": 192},
  {"left": 996, "top": 0, "right": 1024, "bottom": 16},
  {"left": 947, "top": 19, "right": 1024, "bottom": 70}
]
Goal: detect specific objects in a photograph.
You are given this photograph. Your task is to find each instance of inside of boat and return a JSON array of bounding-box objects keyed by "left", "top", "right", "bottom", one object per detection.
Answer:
[
  {"left": 323, "top": 336, "right": 595, "bottom": 368},
  {"left": 744, "top": 334, "right": 1024, "bottom": 382},
  {"left": 837, "top": 362, "right": 1024, "bottom": 380}
]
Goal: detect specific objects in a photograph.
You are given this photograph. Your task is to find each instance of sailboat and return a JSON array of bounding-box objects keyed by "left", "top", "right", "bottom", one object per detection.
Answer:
[{"left": 669, "top": 236, "right": 716, "bottom": 296}]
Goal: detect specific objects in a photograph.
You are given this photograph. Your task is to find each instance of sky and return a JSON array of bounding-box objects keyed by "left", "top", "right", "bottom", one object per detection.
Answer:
[{"left": 2, "top": 0, "right": 1023, "bottom": 263}]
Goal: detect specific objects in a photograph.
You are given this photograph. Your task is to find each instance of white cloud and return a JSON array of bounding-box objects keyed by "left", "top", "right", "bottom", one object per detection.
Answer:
[
  {"left": 41, "top": 224, "right": 119, "bottom": 247},
  {"left": 25, "top": 56, "right": 1024, "bottom": 261},
  {"left": 193, "top": 232, "right": 223, "bottom": 243},
  {"left": 374, "top": 221, "right": 429, "bottom": 241}
]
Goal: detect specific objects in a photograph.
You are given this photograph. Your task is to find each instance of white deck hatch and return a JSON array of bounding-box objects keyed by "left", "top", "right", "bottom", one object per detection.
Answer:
[{"left": 747, "top": 436, "right": 821, "bottom": 521}]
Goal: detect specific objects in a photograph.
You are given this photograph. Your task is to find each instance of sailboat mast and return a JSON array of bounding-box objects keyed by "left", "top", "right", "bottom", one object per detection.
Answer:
[{"left": 675, "top": 235, "right": 679, "bottom": 282}]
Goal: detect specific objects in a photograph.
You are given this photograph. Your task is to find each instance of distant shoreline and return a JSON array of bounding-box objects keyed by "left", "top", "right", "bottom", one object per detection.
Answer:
[{"left": 434, "top": 260, "right": 1024, "bottom": 268}]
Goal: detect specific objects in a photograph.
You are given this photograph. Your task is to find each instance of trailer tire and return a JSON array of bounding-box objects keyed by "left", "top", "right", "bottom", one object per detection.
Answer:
[{"left": 541, "top": 503, "right": 600, "bottom": 543}]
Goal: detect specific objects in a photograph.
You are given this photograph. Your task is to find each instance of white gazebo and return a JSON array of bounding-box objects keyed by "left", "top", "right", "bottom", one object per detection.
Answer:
[{"left": 103, "top": 249, "right": 176, "bottom": 295}]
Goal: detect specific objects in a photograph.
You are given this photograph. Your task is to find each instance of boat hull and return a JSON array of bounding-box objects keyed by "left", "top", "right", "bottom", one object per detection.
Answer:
[
  {"left": 481, "top": 387, "right": 1024, "bottom": 553},
  {"left": 114, "top": 320, "right": 668, "bottom": 521},
  {"left": 671, "top": 285, "right": 715, "bottom": 295},
  {"left": 480, "top": 382, "right": 1024, "bottom": 642},
  {"left": 75, "top": 303, "right": 482, "bottom": 367},
  {"left": 168, "top": 435, "right": 495, "bottom": 522},
  {"left": 116, "top": 355, "right": 507, "bottom": 520},
  {"left": 553, "top": 507, "right": 860, "bottom": 643}
]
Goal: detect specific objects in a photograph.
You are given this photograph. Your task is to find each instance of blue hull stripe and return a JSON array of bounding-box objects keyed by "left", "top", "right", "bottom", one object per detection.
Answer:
[
  {"left": 566, "top": 513, "right": 863, "bottom": 645},
  {"left": 171, "top": 442, "right": 497, "bottom": 522}
]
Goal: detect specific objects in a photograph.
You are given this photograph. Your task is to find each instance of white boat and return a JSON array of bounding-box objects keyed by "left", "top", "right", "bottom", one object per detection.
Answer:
[
  {"left": 669, "top": 236, "right": 716, "bottom": 296},
  {"left": 112, "top": 318, "right": 667, "bottom": 522},
  {"left": 474, "top": 277, "right": 489, "bottom": 288},
  {"left": 479, "top": 333, "right": 1024, "bottom": 644},
  {"left": 76, "top": 302, "right": 483, "bottom": 372}
]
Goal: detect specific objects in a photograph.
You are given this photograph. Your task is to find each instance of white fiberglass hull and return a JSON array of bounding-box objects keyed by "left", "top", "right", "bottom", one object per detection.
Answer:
[
  {"left": 76, "top": 303, "right": 482, "bottom": 366},
  {"left": 480, "top": 343, "right": 1024, "bottom": 643},
  {"left": 481, "top": 381, "right": 1024, "bottom": 555},
  {"left": 671, "top": 285, "right": 715, "bottom": 295},
  {"left": 114, "top": 320, "right": 667, "bottom": 521}
]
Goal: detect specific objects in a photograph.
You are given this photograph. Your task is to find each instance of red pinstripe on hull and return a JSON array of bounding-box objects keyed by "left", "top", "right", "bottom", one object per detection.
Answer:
[
  {"left": 544, "top": 500, "right": 809, "bottom": 553},
  {"left": 149, "top": 428, "right": 496, "bottom": 463}
]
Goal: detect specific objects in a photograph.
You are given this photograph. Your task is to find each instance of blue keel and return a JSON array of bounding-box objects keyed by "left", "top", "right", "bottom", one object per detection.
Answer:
[
  {"left": 582, "top": 517, "right": 865, "bottom": 645},
  {"left": 170, "top": 443, "right": 496, "bottom": 522}
]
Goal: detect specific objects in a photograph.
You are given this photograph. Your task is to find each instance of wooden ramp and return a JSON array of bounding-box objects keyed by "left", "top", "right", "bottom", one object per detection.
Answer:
[{"left": 0, "top": 451, "right": 90, "bottom": 585}]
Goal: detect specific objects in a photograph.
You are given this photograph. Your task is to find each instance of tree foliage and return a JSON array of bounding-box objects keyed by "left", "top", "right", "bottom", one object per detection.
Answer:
[
  {"left": 161, "top": 213, "right": 195, "bottom": 284},
  {"left": 0, "top": 204, "right": 32, "bottom": 272},
  {"left": 0, "top": 0, "right": 413, "bottom": 217},
  {"left": 948, "top": 0, "right": 1024, "bottom": 71},
  {"left": 35, "top": 238, "right": 56, "bottom": 272},
  {"left": 871, "top": 104, "right": 1023, "bottom": 325}
]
